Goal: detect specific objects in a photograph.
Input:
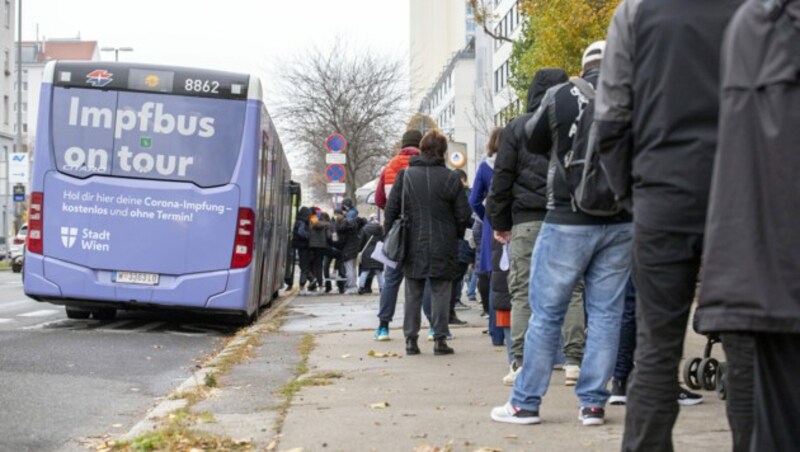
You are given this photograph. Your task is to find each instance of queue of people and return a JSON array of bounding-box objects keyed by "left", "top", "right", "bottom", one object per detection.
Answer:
[
  {"left": 485, "top": 0, "right": 797, "bottom": 450},
  {"left": 289, "top": 0, "right": 797, "bottom": 447},
  {"left": 291, "top": 200, "right": 383, "bottom": 296}
]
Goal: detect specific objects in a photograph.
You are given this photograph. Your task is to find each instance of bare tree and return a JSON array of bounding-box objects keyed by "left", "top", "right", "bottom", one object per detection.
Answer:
[
  {"left": 469, "top": 0, "right": 515, "bottom": 44},
  {"left": 275, "top": 40, "right": 408, "bottom": 203}
]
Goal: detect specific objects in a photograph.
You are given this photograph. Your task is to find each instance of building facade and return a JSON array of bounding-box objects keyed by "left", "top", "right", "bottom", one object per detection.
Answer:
[
  {"left": 491, "top": 0, "right": 523, "bottom": 126},
  {"left": 417, "top": 42, "right": 477, "bottom": 177},
  {"left": 0, "top": 0, "right": 16, "bottom": 244},
  {"left": 409, "top": 0, "right": 474, "bottom": 112}
]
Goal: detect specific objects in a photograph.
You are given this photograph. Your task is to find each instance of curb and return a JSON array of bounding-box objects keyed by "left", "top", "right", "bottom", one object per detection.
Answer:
[{"left": 120, "top": 291, "right": 297, "bottom": 441}]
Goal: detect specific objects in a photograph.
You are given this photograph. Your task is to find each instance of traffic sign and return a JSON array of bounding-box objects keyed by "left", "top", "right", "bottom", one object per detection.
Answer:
[
  {"left": 325, "top": 153, "right": 347, "bottom": 164},
  {"left": 327, "top": 183, "right": 346, "bottom": 194},
  {"left": 12, "top": 184, "right": 25, "bottom": 202},
  {"left": 325, "top": 134, "right": 347, "bottom": 153},
  {"left": 326, "top": 164, "right": 346, "bottom": 182},
  {"left": 448, "top": 149, "right": 466, "bottom": 169}
]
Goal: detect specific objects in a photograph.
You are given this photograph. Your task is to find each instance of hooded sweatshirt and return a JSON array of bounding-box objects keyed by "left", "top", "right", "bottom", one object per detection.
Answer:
[{"left": 488, "top": 68, "right": 569, "bottom": 232}]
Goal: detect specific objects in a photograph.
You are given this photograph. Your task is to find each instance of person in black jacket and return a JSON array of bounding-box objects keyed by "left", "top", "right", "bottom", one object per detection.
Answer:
[
  {"left": 291, "top": 206, "right": 312, "bottom": 294},
  {"left": 594, "top": 0, "right": 743, "bottom": 449},
  {"left": 358, "top": 216, "right": 384, "bottom": 294},
  {"left": 696, "top": 1, "right": 800, "bottom": 449},
  {"left": 385, "top": 130, "right": 472, "bottom": 356},
  {"left": 488, "top": 68, "right": 571, "bottom": 387},
  {"left": 307, "top": 209, "right": 330, "bottom": 294}
]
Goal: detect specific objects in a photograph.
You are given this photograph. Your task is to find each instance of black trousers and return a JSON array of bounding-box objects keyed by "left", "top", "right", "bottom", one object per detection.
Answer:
[
  {"left": 404, "top": 278, "right": 450, "bottom": 340},
  {"left": 751, "top": 333, "right": 800, "bottom": 451},
  {"left": 297, "top": 248, "right": 311, "bottom": 287},
  {"left": 721, "top": 333, "right": 755, "bottom": 452},
  {"left": 477, "top": 271, "right": 490, "bottom": 314},
  {"left": 450, "top": 262, "right": 469, "bottom": 313},
  {"left": 309, "top": 248, "right": 326, "bottom": 289},
  {"left": 622, "top": 224, "right": 703, "bottom": 452}
]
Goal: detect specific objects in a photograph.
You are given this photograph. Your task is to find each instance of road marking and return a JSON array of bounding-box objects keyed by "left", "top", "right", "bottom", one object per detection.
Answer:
[
  {"left": 93, "top": 320, "right": 137, "bottom": 332},
  {"left": 137, "top": 321, "right": 167, "bottom": 332},
  {"left": 18, "top": 309, "right": 60, "bottom": 317},
  {"left": 0, "top": 299, "right": 37, "bottom": 311}
]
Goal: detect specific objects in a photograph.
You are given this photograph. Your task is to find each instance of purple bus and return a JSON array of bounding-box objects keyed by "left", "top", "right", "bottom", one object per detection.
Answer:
[{"left": 24, "top": 61, "right": 293, "bottom": 323}]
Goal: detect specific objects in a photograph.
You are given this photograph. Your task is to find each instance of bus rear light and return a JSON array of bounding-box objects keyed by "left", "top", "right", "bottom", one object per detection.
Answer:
[
  {"left": 231, "top": 208, "right": 255, "bottom": 269},
  {"left": 28, "top": 192, "right": 44, "bottom": 254}
]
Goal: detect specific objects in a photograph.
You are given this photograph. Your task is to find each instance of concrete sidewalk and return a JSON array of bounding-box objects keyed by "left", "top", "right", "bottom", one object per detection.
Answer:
[{"left": 188, "top": 291, "right": 732, "bottom": 452}]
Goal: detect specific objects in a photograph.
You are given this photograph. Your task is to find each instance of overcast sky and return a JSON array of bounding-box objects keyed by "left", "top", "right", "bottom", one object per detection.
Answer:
[{"left": 21, "top": 0, "right": 410, "bottom": 102}]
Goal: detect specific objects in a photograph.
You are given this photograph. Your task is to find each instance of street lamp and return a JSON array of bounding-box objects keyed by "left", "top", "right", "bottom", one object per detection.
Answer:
[{"left": 101, "top": 46, "right": 134, "bottom": 62}]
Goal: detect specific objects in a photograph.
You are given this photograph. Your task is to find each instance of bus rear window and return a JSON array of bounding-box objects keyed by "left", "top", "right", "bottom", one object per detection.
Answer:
[{"left": 51, "top": 87, "right": 247, "bottom": 187}]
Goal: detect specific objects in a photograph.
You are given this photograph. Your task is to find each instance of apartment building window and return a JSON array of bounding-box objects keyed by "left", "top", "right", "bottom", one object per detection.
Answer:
[
  {"left": 3, "top": 96, "right": 8, "bottom": 124},
  {"left": 4, "top": 0, "right": 10, "bottom": 28},
  {"left": 3, "top": 49, "right": 8, "bottom": 74}
]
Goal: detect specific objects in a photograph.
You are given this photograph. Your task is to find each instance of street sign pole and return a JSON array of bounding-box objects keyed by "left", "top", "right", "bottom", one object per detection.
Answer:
[{"left": 324, "top": 133, "right": 348, "bottom": 197}]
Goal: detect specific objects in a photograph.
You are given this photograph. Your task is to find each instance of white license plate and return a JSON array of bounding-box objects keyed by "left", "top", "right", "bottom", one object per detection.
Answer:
[{"left": 114, "top": 271, "right": 160, "bottom": 286}]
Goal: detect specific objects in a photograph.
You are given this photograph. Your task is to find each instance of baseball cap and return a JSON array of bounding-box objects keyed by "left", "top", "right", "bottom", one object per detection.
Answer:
[{"left": 582, "top": 40, "right": 606, "bottom": 68}]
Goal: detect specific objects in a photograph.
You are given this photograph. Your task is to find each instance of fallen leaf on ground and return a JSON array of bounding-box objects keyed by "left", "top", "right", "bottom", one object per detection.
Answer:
[
  {"left": 341, "top": 354, "right": 351, "bottom": 359},
  {"left": 368, "top": 351, "right": 400, "bottom": 358},
  {"left": 369, "top": 402, "right": 390, "bottom": 409},
  {"left": 111, "top": 423, "right": 122, "bottom": 428}
]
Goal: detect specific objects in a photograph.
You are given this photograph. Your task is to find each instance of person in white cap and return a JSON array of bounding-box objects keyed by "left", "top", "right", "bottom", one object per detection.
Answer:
[{"left": 490, "top": 40, "right": 633, "bottom": 427}]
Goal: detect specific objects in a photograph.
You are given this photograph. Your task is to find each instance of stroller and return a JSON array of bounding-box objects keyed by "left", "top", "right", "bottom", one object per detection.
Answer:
[{"left": 683, "top": 316, "right": 729, "bottom": 400}]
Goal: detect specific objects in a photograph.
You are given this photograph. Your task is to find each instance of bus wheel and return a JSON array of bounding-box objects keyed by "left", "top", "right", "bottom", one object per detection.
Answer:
[
  {"left": 92, "top": 308, "right": 117, "bottom": 321},
  {"left": 65, "top": 307, "right": 91, "bottom": 319}
]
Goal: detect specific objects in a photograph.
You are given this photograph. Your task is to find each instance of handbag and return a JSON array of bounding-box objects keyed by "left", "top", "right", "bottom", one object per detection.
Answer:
[{"left": 382, "top": 171, "right": 408, "bottom": 263}]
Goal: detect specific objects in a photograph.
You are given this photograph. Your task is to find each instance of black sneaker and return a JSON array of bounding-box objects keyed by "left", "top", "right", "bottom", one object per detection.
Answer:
[
  {"left": 579, "top": 407, "right": 605, "bottom": 426},
  {"left": 677, "top": 387, "right": 704, "bottom": 406},
  {"left": 454, "top": 300, "right": 470, "bottom": 310},
  {"left": 449, "top": 314, "right": 467, "bottom": 325},
  {"left": 609, "top": 379, "right": 627, "bottom": 405},
  {"left": 490, "top": 402, "right": 541, "bottom": 425}
]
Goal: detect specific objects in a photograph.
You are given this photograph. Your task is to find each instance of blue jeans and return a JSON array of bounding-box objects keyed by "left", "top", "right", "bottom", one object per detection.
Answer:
[
  {"left": 511, "top": 222, "right": 632, "bottom": 411},
  {"left": 466, "top": 267, "right": 478, "bottom": 299},
  {"left": 614, "top": 279, "right": 637, "bottom": 382},
  {"left": 377, "top": 265, "right": 431, "bottom": 324}
]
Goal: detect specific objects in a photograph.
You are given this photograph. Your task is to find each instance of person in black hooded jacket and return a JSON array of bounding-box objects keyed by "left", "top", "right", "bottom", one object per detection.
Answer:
[
  {"left": 291, "top": 206, "right": 312, "bottom": 293},
  {"left": 488, "top": 68, "right": 570, "bottom": 386}
]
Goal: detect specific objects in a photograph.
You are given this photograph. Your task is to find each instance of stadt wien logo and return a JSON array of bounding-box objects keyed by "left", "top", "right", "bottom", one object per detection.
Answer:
[{"left": 60, "top": 227, "right": 78, "bottom": 249}]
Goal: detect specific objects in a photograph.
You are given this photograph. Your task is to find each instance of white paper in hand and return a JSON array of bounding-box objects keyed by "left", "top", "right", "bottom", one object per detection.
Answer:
[
  {"left": 500, "top": 244, "right": 510, "bottom": 271},
  {"left": 371, "top": 241, "right": 398, "bottom": 269}
]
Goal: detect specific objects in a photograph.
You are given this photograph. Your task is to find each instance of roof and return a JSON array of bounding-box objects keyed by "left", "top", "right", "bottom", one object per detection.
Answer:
[{"left": 22, "top": 40, "right": 98, "bottom": 63}]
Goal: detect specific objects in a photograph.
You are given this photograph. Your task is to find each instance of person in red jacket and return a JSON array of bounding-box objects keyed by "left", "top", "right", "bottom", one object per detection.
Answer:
[
  {"left": 374, "top": 130, "right": 423, "bottom": 210},
  {"left": 373, "top": 129, "right": 427, "bottom": 341}
]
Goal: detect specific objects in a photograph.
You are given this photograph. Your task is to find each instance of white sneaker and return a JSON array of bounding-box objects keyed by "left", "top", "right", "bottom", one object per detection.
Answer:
[
  {"left": 564, "top": 365, "right": 580, "bottom": 386},
  {"left": 344, "top": 288, "right": 359, "bottom": 295},
  {"left": 502, "top": 360, "right": 522, "bottom": 386},
  {"left": 490, "top": 402, "right": 541, "bottom": 425}
]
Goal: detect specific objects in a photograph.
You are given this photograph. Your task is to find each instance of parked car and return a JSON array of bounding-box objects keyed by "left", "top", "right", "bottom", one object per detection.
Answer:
[
  {"left": 11, "top": 243, "right": 23, "bottom": 273},
  {"left": 9, "top": 223, "right": 27, "bottom": 261}
]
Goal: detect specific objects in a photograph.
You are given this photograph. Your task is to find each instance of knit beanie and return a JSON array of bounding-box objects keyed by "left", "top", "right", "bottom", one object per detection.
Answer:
[{"left": 401, "top": 130, "right": 423, "bottom": 149}]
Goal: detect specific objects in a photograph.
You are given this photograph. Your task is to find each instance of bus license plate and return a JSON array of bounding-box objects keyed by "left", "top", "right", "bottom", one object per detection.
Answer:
[{"left": 114, "top": 271, "right": 160, "bottom": 286}]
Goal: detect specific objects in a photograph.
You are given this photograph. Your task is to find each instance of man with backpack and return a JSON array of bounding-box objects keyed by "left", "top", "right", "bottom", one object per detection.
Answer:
[{"left": 490, "top": 41, "right": 633, "bottom": 427}]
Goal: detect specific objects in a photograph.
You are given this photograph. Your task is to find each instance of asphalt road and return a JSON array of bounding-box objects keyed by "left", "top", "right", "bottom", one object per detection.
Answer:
[{"left": 0, "top": 270, "right": 243, "bottom": 451}]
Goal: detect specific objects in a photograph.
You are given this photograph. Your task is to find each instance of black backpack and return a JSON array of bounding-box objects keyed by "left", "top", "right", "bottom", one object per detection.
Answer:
[{"left": 556, "top": 78, "right": 623, "bottom": 217}]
